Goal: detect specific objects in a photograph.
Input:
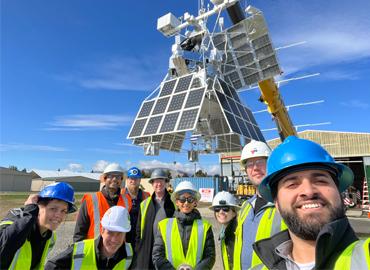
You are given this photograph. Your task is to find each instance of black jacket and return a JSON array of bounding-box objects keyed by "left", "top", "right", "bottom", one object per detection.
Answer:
[
  {"left": 130, "top": 190, "right": 175, "bottom": 270},
  {"left": 252, "top": 217, "right": 359, "bottom": 270},
  {"left": 0, "top": 204, "right": 53, "bottom": 269},
  {"left": 221, "top": 216, "right": 237, "bottom": 269},
  {"left": 45, "top": 236, "right": 131, "bottom": 270},
  {"left": 73, "top": 186, "right": 121, "bottom": 242},
  {"left": 152, "top": 209, "right": 216, "bottom": 270}
]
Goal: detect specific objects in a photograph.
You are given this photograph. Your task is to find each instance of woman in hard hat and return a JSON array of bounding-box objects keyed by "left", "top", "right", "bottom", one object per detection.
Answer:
[
  {"left": 152, "top": 181, "right": 215, "bottom": 270},
  {"left": 210, "top": 191, "right": 240, "bottom": 270},
  {"left": 45, "top": 206, "right": 133, "bottom": 270},
  {"left": 0, "top": 182, "right": 77, "bottom": 269}
]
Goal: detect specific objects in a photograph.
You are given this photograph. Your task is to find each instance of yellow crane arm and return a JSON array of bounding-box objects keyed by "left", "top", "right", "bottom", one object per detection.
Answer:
[{"left": 258, "top": 78, "right": 297, "bottom": 141}]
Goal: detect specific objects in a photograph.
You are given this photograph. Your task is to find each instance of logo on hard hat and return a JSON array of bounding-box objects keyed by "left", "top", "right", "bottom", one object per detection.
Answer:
[
  {"left": 250, "top": 148, "right": 258, "bottom": 154},
  {"left": 130, "top": 168, "right": 138, "bottom": 175}
]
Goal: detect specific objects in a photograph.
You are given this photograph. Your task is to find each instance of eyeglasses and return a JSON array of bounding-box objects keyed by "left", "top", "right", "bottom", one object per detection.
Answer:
[
  {"left": 177, "top": 197, "right": 195, "bottom": 203},
  {"left": 246, "top": 159, "right": 266, "bottom": 169},
  {"left": 106, "top": 174, "right": 123, "bottom": 180},
  {"left": 214, "top": 206, "right": 231, "bottom": 212}
]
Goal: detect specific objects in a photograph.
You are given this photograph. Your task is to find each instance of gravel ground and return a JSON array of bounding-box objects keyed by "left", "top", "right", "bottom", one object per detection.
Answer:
[{"left": 48, "top": 206, "right": 224, "bottom": 269}]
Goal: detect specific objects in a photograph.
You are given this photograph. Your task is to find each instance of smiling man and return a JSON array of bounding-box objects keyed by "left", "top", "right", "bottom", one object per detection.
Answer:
[
  {"left": 46, "top": 206, "right": 133, "bottom": 270},
  {"left": 234, "top": 140, "right": 287, "bottom": 269},
  {"left": 73, "top": 163, "right": 132, "bottom": 242},
  {"left": 253, "top": 136, "right": 370, "bottom": 270}
]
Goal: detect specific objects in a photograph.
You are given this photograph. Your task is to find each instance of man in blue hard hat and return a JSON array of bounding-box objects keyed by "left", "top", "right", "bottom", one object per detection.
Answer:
[
  {"left": 121, "top": 166, "right": 150, "bottom": 250},
  {"left": 252, "top": 136, "right": 369, "bottom": 270},
  {"left": 0, "top": 182, "right": 76, "bottom": 269}
]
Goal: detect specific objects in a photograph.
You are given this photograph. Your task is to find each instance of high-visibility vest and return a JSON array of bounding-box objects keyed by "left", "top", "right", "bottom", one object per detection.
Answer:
[
  {"left": 139, "top": 196, "right": 152, "bottom": 239},
  {"left": 0, "top": 220, "right": 56, "bottom": 270},
  {"left": 71, "top": 239, "right": 133, "bottom": 270},
  {"left": 251, "top": 238, "right": 370, "bottom": 270},
  {"left": 158, "top": 218, "right": 211, "bottom": 269},
  {"left": 334, "top": 238, "right": 370, "bottom": 270},
  {"left": 221, "top": 236, "right": 233, "bottom": 270},
  {"left": 83, "top": 192, "right": 132, "bottom": 239},
  {"left": 234, "top": 199, "right": 287, "bottom": 269}
]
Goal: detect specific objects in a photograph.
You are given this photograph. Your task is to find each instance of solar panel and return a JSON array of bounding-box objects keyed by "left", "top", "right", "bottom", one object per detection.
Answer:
[
  {"left": 152, "top": 97, "right": 170, "bottom": 115},
  {"left": 129, "top": 118, "right": 147, "bottom": 137},
  {"left": 215, "top": 91, "right": 231, "bottom": 112},
  {"left": 143, "top": 116, "right": 163, "bottom": 135},
  {"left": 159, "top": 79, "right": 177, "bottom": 97},
  {"left": 178, "top": 108, "right": 199, "bottom": 130},
  {"left": 168, "top": 93, "right": 187, "bottom": 112},
  {"left": 211, "top": 13, "right": 281, "bottom": 90},
  {"left": 138, "top": 101, "right": 155, "bottom": 118},
  {"left": 160, "top": 112, "right": 180, "bottom": 133},
  {"left": 174, "top": 74, "right": 193, "bottom": 93},
  {"left": 185, "top": 88, "right": 205, "bottom": 108},
  {"left": 224, "top": 111, "right": 241, "bottom": 134},
  {"left": 191, "top": 77, "right": 202, "bottom": 88}
]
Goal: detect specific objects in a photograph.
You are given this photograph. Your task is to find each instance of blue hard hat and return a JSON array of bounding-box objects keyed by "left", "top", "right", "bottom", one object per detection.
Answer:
[
  {"left": 127, "top": 167, "right": 142, "bottom": 179},
  {"left": 39, "top": 182, "right": 77, "bottom": 213},
  {"left": 259, "top": 136, "right": 353, "bottom": 202}
]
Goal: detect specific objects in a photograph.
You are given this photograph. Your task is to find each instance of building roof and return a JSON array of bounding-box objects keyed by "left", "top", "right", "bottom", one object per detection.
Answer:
[
  {"left": 31, "top": 169, "right": 100, "bottom": 181},
  {"left": 267, "top": 130, "right": 370, "bottom": 158}
]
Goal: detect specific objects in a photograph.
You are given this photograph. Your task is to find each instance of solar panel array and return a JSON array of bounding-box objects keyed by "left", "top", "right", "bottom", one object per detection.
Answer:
[
  {"left": 213, "top": 78, "right": 265, "bottom": 141},
  {"left": 212, "top": 12, "right": 281, "bottom": 90},
  {"left": 128, "top": 73, "right": 206, "bottom": 145}
]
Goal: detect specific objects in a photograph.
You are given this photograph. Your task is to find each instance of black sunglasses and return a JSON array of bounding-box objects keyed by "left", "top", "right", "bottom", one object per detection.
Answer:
[
  {"left": 177, "top": 197, "right": 195, "bottom": 203},
  {"left": 214, "top": 206, "right": 231, "bottom": 212}
]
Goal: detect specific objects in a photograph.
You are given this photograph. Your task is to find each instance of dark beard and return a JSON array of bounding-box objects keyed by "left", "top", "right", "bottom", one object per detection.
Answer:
[{"left": 278, "top": 199, "right": 345, "bottom": 240}]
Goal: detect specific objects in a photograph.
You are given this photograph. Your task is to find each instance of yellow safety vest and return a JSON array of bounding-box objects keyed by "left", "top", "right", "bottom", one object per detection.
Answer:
[
  {"left": 334, "top": 238, "right": 370, "bottom": 270},
  {"left": 0, "top": 220, "right": 56, "bottom": 270},
  {"left": 71, "top": 239, "right": 133, "bottom": 270},
  {"left": 251, "top": 238, "right": 370, "bottom": 270},
  {"left": 234, "top": 201, "right": 287, "bottom": 269},
  {"left": 158, "top": 218, "right": 211, "bottom": 268},
  {"left": 139, "top": 196, "right": 152, "bottom": 239},
  {"left": 221, "top": 237, "right": 230, "bottom": 270}
]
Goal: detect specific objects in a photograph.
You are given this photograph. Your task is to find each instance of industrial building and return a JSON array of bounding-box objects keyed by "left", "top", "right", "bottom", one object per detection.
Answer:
[{"left": 0, "top": 168, "right": 101, "bottom": 192}]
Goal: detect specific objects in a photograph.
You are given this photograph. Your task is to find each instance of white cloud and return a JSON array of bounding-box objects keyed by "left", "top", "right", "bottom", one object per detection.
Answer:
[
  {"left": 47, "top": 114, "right": 133, "bottom": 130},
  {"left": 269, "top": 0, "right": 370, "bottom": 77},
  {"left": 92, "top": 160, "right": 109, "bottom": 172},
  {"left": 56, "top": 54, "right": 168, "bottom": 91},
  {"left": 340, "top": 99, "right": 369, "bottom": 109},
  {"left": 0, "top": 143, "right": 67, "bottom": 152},
  {"left": 66, "top": 163, "right": 84, "bottom": 172}
]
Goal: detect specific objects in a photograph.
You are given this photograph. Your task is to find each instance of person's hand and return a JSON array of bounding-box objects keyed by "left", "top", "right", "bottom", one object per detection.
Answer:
[
  {"left": 24, "top": 194, "right": 39, "bottom": 205},
  {"left": 177, "top": 264, "right": 192, "bottom": 270}
]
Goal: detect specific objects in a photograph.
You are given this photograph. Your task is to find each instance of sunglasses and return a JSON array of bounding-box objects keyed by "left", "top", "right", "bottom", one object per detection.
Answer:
[
  {"left": 106, "top": 174, "right": 123, "bottom": 180},
  {"left": 177, "top": 197, "right": 195, "bottom": 203},
  {"left": 214, "top": 206, "right": 231, "bottom": 212}
]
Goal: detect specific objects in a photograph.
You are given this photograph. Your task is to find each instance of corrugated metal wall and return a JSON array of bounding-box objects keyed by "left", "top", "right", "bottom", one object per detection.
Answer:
[{"left": 173, "top": 177, "right": 219, "bottom": 194}]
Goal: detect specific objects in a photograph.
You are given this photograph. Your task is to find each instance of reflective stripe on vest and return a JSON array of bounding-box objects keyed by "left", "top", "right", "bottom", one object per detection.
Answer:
[
  {"left": 0, "top": 220, "right": 56, "bottom": 270},
  {"left": 221, "top": 238, "right": 230, "bottom": 270},
  {"left": 334, "top": 238, "right": 370, "bottom": 270},
  {"left": 72, "top": 239, "right": 133, "bottom": 270},
  {"left": 86, "top": 192, "right": 132, "bottom": 239},
  {"left": 158, "top": 218, "right": 211, "bottom": 268},
  {"left": 139, "top": 196, "right": 152, "bottom": 239},
  {"left": 234, "top": 201, "right": 287, "bottom": 270}
]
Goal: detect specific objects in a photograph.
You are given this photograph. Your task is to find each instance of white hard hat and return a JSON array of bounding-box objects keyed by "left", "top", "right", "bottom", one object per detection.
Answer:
[
  {"left": 209, "top": 191, "right": 240, "bottom": 210},
  {"left": 103, "top": 163, "right": 124, "bottom": 174},
  {"left": 171, "top": 181, "right": 201, "bottom": 203},
  {"left": 240, "top": 140, "right": 271, "bottom": 166},
  {"left": 101, "top": 206, "right": 131, "bottom": 233}
]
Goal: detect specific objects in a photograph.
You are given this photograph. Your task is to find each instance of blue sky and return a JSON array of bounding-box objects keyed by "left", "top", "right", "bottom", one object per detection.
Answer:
[{"left": 1, "top": 0, "right": 370, "bottom": 175}]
